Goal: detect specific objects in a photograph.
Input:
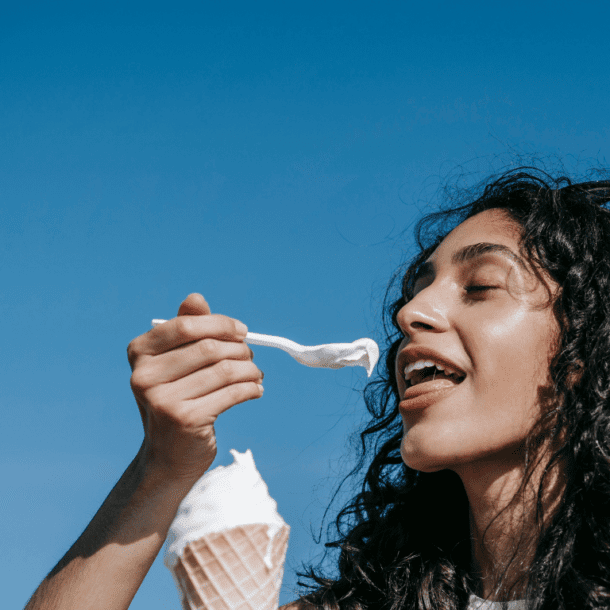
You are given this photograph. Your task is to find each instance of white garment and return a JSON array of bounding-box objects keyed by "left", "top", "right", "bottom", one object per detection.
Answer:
[{"left": 467, "top": 594, "right": 529, "bottom": 610}]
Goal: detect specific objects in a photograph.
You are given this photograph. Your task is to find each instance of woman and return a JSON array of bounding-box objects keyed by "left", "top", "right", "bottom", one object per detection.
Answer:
[
  {"left": 25, "top": 168, "right": 610, "bottom": 610},
  {"left": 293, "top": 169, "right": 610, "bottom": 609}
]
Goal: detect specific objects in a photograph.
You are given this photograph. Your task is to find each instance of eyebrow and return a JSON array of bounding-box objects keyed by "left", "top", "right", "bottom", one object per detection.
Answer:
[{"left": 413, "top": 242, "right": 527, "bottom": 283}]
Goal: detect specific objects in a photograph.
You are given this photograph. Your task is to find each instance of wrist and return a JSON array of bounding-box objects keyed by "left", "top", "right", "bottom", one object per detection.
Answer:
[{"left": 134, "top": 442, "right": 207, "bottom": 505}]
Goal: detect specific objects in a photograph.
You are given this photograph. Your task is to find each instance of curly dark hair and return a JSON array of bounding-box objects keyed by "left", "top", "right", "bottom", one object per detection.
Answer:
[{"left": 297, "top": 167, "right": 610, "bottom": 610}]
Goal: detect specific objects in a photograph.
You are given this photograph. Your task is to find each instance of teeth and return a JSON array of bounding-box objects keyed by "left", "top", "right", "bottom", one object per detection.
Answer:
[{"left": 403, "top": 358, "right": 463, "bottom": 385}]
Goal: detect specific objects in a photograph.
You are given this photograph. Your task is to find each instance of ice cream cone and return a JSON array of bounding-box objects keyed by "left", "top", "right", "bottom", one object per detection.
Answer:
[{"left": 170, "top": 523, "right": 290, "bottom": 610}]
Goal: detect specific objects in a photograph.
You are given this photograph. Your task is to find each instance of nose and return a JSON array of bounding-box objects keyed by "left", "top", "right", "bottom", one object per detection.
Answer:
[{"left": 396, "top": 288, "right": 450, "bottom": 338}]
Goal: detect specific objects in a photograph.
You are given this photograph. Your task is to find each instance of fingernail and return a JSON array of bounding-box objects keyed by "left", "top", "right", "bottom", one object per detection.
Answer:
[
  {"left": 236, "top": 321, "right": 248, "bottom": 337},
  {"left": 257, "top": 384, "right": 264, "bottom": 393},
  {"left": 259, "top": 370, "right": 264, "bottom": 380}
]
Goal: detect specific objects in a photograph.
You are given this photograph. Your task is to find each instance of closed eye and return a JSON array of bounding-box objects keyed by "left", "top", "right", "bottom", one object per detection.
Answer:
[{"left": 465, "top": 285, "right": 498, "bottom": 293}]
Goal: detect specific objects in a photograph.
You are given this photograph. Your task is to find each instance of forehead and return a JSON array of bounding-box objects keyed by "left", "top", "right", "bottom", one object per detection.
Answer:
[{"left": 428, "top": 208, "right": 521, "bottom": 263}]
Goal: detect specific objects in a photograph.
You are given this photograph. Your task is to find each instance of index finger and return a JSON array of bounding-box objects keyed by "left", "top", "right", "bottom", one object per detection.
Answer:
[
  {"left": 132, "top": 315, "right": 249, "bottom": 358},
  {"left": 177, "top": 293, "right": 212, "bottom": 317}
]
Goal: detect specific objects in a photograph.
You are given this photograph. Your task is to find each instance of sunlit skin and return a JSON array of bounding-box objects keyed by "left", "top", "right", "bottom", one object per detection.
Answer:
[{"left": 394, "top": 208, "right": 562, "bottom": 599}]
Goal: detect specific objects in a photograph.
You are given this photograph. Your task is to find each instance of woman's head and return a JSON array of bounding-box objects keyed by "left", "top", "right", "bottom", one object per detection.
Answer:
[
  {"left": 392, "top": 170, "right": 610, "bottom": 478},
  {"left": 395, "top": 207, "right": 561, "bottom": 474}
]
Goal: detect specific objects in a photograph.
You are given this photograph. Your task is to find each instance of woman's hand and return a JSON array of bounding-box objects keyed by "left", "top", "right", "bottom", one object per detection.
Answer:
[{"left": 127, "top": 293, "right": 264, "bottom": 483}]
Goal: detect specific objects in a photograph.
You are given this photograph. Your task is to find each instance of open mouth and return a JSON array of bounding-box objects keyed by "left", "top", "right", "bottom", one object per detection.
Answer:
[{"left": 406, "top": 365, "right": 466, "bottom": 388}]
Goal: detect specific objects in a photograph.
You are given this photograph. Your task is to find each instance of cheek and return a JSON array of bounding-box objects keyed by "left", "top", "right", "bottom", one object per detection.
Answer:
[{"left": 475, "top": 317, "right": 555, "bottom": 418}]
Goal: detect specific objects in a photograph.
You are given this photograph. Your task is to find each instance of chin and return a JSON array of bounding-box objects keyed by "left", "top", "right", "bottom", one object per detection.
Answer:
[
  {"left": 400, "top": 425, "right": 465, "bottom": 472},
  {"left": 400, "top": 443, "right": 449, "bottom": 473}
]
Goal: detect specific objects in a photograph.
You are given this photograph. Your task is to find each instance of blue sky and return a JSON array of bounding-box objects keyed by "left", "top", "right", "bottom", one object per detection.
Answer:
[{"left": 3, "top": 1, "right": 610, "bottom": 608}]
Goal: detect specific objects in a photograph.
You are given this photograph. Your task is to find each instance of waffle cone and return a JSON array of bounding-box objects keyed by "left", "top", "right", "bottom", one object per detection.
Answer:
[{"left": 170, "top": 523, "right": 290, "bottom": 610}]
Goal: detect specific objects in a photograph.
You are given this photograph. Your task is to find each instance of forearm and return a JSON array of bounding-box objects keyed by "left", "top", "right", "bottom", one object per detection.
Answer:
[{"left": 25, "top": 445, "right": 197, "bottom": 610}]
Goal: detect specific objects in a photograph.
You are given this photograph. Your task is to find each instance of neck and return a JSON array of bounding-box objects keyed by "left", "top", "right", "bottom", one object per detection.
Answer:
[{"left": 455, "top": 447, "right": 564, "bottom": 602}]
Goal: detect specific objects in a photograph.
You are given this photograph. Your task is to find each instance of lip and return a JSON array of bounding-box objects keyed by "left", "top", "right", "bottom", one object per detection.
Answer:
[{"left": 398, "top": 377, "right": 462, "bottom": 411}]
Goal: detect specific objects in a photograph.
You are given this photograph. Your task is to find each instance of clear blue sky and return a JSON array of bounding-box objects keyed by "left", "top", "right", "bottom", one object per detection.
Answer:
[{"left": 3, "top": 1, "right": 609, "bottom": 608}]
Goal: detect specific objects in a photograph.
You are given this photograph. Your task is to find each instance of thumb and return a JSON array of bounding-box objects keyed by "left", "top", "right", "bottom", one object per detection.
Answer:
[{"left": 177, "top": 293, "right": 211, "bottom": 316}]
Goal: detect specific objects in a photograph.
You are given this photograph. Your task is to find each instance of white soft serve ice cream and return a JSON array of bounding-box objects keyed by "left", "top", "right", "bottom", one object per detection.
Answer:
[{"left": 164, "top": 449, "right": 287, "bottom": 570}]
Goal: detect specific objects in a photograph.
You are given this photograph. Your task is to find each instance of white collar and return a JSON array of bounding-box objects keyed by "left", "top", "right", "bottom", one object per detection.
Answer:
[{"left": 467, "top": 593, "right": 529, "bottom": 610}]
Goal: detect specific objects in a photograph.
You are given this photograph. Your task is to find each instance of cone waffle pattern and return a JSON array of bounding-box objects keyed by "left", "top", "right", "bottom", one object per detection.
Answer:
[{"left": 172, "top": 523, "right": 290, "bottom": 610}]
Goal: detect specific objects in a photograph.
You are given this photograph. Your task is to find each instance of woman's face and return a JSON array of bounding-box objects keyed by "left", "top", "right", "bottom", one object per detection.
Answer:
[{"left": 395, "top": 208, "right": 560, "bottom": 473}]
